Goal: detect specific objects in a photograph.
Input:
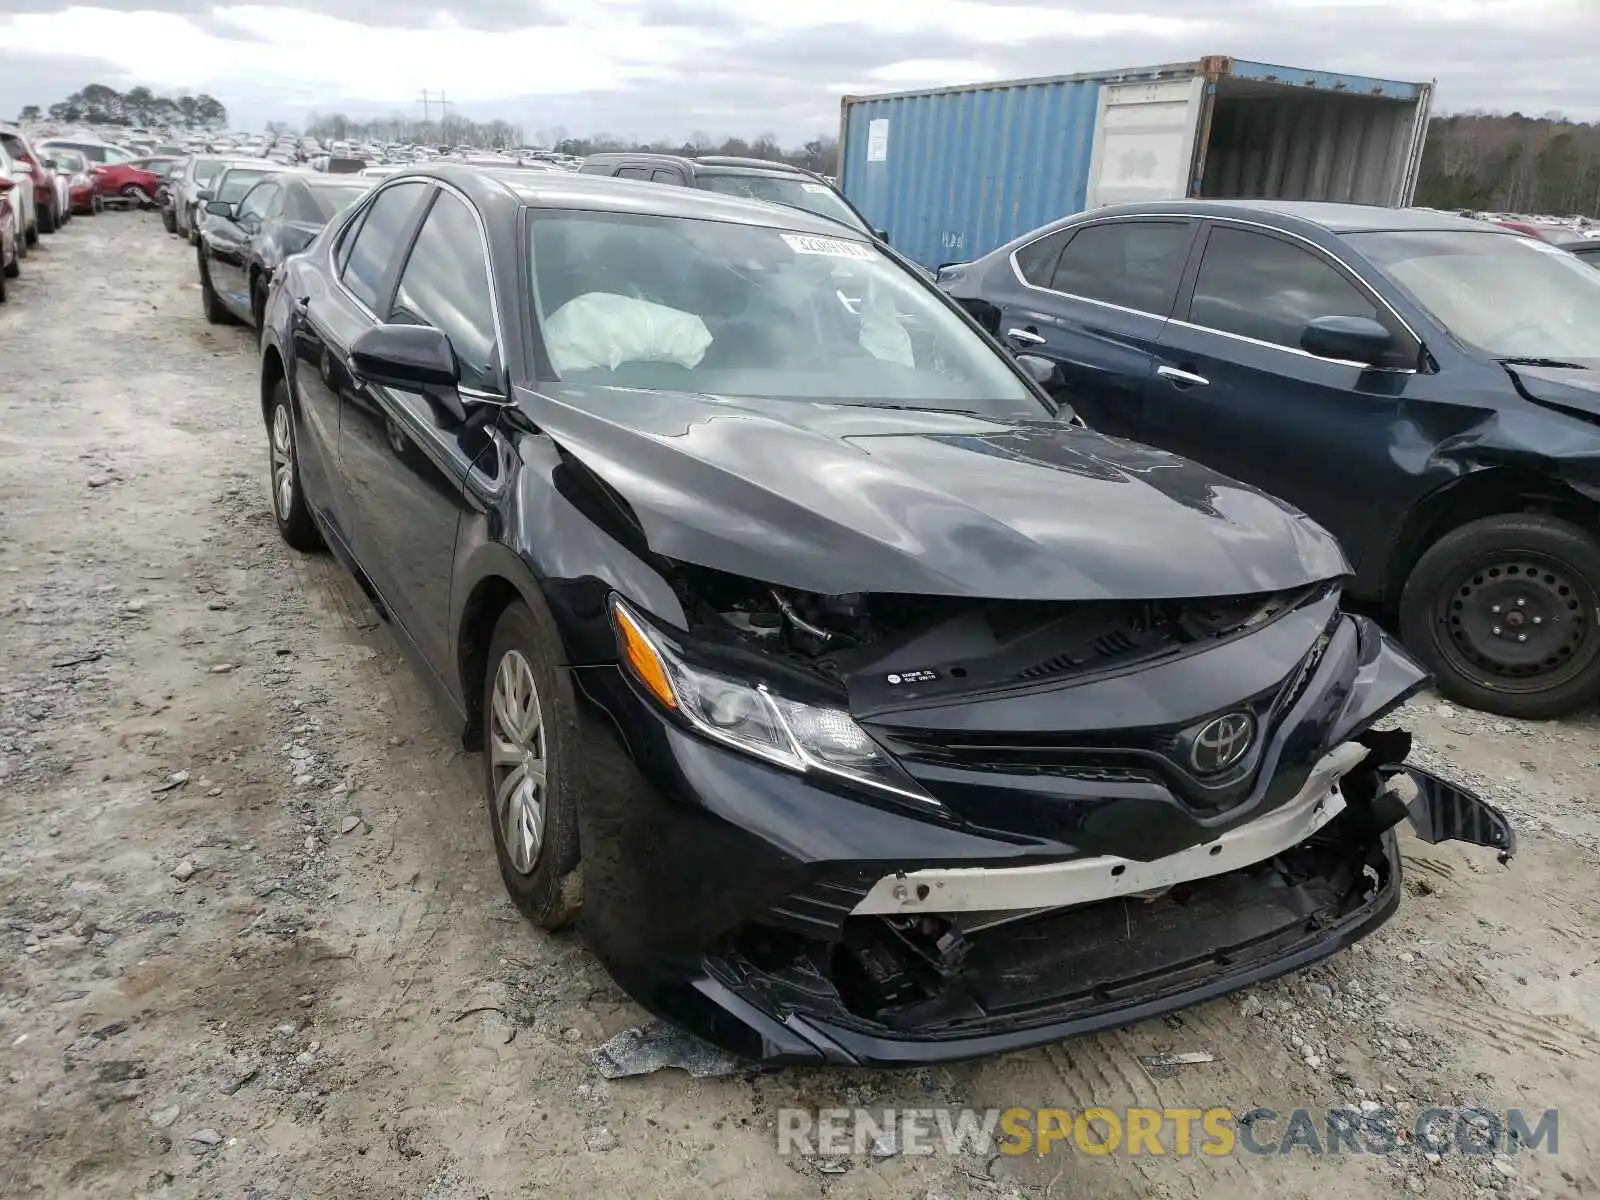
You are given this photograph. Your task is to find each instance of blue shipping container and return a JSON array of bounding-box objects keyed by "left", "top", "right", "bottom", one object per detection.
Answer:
[{"left": 839, "top": 56, "right": 1433, "bottom": 268}]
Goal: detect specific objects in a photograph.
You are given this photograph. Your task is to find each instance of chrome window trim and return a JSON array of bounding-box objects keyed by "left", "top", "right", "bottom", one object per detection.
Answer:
[
  {"left": 332, "top": 176, "right": 509, "bottom": 392},
  {"left": 1006, "top": 211, "right": 1426, "bottom": 371}
]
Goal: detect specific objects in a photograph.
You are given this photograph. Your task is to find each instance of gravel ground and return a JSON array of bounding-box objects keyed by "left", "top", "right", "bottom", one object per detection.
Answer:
[{"left": 2, "top": 212, "right": 1599, "bottom": 1200}]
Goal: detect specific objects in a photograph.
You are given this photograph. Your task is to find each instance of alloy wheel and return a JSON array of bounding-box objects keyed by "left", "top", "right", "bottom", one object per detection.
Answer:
[
  {"left": 488, "top": 649, "right": 548, "bottom": 875},
  {"left": 270, "top": 404, "right": 295, "bottom": 521}
]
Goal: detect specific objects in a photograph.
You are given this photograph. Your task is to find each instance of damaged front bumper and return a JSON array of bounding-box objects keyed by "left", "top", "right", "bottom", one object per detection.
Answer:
[{"left": 571, "top": 610, "right": 1513, "bottom": 1067}]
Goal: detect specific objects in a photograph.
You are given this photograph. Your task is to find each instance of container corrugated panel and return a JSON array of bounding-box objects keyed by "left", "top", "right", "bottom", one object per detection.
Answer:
[
  {"left": 840, "top": 67, "right": 1190, "bottom": 269},
  {"left": 840, "top": 57, "right": 1430, "bottom": 268}
]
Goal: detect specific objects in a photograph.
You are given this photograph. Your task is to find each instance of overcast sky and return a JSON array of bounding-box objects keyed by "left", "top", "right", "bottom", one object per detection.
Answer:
[{"left": 1, "top": 0, "right": 1596, "bottom": 141}]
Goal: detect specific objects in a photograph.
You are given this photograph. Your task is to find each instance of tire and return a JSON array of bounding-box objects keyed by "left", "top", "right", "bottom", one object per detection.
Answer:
[
  {"left": 482, "top": 598, "right": 583, "bottom": 929},
  {"left": 38, "top": 200, "right": 56, "bottom": 235},
  {"left": 3, "top": 233, "right": 17, "bottom": 278},
  {"left": 250, "top": 272, "right": 266, "bottom": 337},
  {"left": 1399, "top": 513, "right": 1600, "bottom": 719},
  {"left": 198, "top": 252, "right": 232, "bottom": 325},
  {"left": 162, "top": 208, "right": 176, "bottom": 235},
  {"left": 0, "top": 255, "right": 8, "bottom": 303},
  {"left": 24, "top": 220, "right": 38, "bottom": 247},
  {"left": 266, "top": 380, "right": 323, "bottom": 552}
]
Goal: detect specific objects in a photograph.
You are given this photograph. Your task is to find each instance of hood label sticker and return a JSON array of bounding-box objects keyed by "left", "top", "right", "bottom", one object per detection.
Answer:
[
  {"left": 781, "top": 233, "right": 878, "bottom": 261},
  {"left": 886, "top": 668, "right": 939, "bottom": 685}
]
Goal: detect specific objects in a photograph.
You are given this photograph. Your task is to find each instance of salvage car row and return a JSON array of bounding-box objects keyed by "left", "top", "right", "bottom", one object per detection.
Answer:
[
  {"left": 0, "top": 120, "right": 186, "bottom": 302},
  {"left": 130, "top": 160, "right": 1520, "bottom": 1066}
]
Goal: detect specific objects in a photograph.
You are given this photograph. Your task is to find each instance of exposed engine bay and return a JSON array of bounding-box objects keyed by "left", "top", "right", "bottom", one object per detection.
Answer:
[{"left": 668, "top": 560, "right": 1323, "bottom": 700}]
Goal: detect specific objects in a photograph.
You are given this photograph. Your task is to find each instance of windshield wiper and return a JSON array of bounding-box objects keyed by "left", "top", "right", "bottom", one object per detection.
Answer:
[{"left": 1498, "top": 357, "right": 1589, "bottom": 370}]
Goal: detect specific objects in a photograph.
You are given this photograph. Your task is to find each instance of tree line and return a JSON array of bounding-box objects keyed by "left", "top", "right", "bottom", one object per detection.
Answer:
[
  {"left": 1415, "top": 111, "right": 1600, "bottom": 216},
  {"left": 19, "top": 84, "right": 227, "bottom": 131},
  {"left": 302, "top": 113, "right": 841, "bottom": 175}
]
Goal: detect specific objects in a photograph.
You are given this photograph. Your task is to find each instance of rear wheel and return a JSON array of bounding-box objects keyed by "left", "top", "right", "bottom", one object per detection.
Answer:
[
  {"left": 38, "top": 200, "right": 56, "bottom": 235},
  {"left": 3, "top": 231, "right": 18, "bottom": 278},
  {"left": 1399, "top": 513, "right": 1600, "bottom": 719},
  {"left": 162, "top": 207, "right": 176, "bottom": 234},
  {"left": 24, "top": 219, "right": 37, "bottom": 246},
  {"left": 266, "top": 380, "right": 323, "bottom": 551},
  {"left": 482, "top": 598, "right": 583, "bottom": 929}
]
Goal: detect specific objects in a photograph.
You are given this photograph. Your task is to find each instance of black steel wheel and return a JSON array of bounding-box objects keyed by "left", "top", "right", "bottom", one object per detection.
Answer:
[{"left": 1401, "top": 514, "right": 1600, "bottom": 719}]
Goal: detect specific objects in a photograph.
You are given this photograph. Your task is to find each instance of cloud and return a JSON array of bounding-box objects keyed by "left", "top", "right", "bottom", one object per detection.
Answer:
[{"left": 1, "top": 0, "right": 1596, "bottom": 140}]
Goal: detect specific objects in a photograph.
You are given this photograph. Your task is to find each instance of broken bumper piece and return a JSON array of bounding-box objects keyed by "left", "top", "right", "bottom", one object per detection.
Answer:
[{"left": 572, "top": 613, "right": 1514, "bottom": 1068}]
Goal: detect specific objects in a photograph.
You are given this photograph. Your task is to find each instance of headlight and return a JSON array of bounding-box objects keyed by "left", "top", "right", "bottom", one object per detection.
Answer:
[{"left": 610, "top": 595, "right": 938, "bottom": 808}]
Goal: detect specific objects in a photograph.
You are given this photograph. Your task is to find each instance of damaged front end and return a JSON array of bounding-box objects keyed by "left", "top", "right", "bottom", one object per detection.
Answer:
[{"left": 577, "top": 566, "right": 1512, "bottom": 1067}]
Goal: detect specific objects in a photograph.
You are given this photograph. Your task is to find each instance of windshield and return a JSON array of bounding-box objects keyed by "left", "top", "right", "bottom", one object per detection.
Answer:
[
  {"left": 695, "top": 172, "right": 867, "bottom": 234},
  {"left": 216, "top": 169, "right": 274, "bottom": 203},
  {"left": 307, "top": 185, "right": 371, "bottom": 220},
  {"left": 1347, "top": 229, "right": 1600, "bottom": 364},
  {"left": 527, "top": 210, "right": 1039, "bottom": 414}
]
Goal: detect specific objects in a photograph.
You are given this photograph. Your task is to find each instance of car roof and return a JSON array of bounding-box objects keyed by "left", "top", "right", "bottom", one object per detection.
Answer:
[
  {"left": 386, "top": 162, "right": 872, "bottom": 240},
  {"left": 1084, "top": 199, "right": 1511, "bottom": 236}
]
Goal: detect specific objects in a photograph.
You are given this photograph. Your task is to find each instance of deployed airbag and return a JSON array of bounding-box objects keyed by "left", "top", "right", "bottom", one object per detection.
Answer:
[{"left": 545, "top": 291, "right": 713, "bottom": 373}]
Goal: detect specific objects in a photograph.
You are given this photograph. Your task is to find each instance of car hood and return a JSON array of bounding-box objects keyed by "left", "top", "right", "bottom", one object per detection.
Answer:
[
  {"left": 1506, "top": 364, "right": 1600, "bottom": 420},
  {"left": 519, "top": 385, "right": 1348, "bottom": 600}
]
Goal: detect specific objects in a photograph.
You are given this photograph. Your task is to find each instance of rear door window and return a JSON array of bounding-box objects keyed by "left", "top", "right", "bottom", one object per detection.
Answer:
[
  {"left": 1013, "top": 228, "right": 1073, "bottom": 286},
  {"left": 1048, "top": 220, "right": 1193, "bottom": 315},
  {"left": 339, "top": 181, "right": 428, "bottom": 311},
  {"left": 1187, "top": 225, "right": 1387, "bottom": 350},
  {"left": 615, "top": 166, "right": 652, "bottom": 179}
]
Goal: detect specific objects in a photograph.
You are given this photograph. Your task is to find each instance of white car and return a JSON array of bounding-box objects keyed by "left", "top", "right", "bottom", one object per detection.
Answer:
[{"left": 0, "top": 140, "right": 37, "bottom": 260}]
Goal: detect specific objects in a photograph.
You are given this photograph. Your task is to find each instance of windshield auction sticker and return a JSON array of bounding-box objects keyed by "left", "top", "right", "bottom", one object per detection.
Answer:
[{"left": 780, "top": 233, "right": 878, "bottom": 261}]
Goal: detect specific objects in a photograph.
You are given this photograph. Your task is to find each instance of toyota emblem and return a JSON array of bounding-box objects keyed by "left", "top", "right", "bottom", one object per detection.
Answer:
[{"left": 1189, "top": 712, "right": 1255, "bottom": 774}]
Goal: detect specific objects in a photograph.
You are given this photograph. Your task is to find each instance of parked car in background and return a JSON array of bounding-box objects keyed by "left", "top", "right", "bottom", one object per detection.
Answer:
[
  {"left": 579, "top": 152, "right": 879, "bottom": 239},
  {"left": 37, "top": 136, "right": 137, "bottom": 166},
  {"left": 0, "top": 140, "right": 37, "bottom": 258},
  {"left": 256, "top": 164, "right": 1509, "bottom": 1066},
  {"left": 1, "top": 122, "right": 61, "bottom": 236},
  {"left": 45, "top": 148, "right": 97, "bottom": 216},
  {"left": 939, "top": 200, "right": 1600, "bottom": 717},
  {"left": 95, "top": 156, "right": 178, "bottom": 206},
  {"left": 0, "top": 175, "right": 18, "bottom": 302},
  {"left": 1568, "top": 241, "right": 1600, "bottom": 269},
  {"left": 198, "top": 172, "right": 374, "bottom": 328},
  {"left": 172, "top": 155, "right": 266, "bottom": 243}
]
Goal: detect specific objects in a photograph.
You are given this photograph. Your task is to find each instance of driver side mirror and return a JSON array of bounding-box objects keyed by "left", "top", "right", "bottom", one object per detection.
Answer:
[
  {"left": 196, "top": 188, "right": 215, "bottom": 202},
  {"left": 204, "top": 199, "right": 235, "bottom": 218},
  {"left": 1300, "top": 315, "right": 1394, "bottom": 365},
  {"left": 350, "top": 324, "right": 469, "bottom": 422}
]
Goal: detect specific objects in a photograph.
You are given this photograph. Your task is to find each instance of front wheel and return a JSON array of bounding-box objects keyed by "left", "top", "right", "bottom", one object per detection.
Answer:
[
  {"left": 266, "top": 380, "right": 323, "bottom": 551},
  {"left": 1399, "top": 513, "right": 1600, "bottom": 719},
  {"left": 482, "top": 599, "right": 583, "bottom": 929}
]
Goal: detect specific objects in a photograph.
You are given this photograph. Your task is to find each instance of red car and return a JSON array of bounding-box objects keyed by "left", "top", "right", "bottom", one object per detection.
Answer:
[
  {"left": 50, "top": 149, "right": 103, "bottom": 216},
  {"left": 93, "top": 157, "right": 177, "bottom": 207}
]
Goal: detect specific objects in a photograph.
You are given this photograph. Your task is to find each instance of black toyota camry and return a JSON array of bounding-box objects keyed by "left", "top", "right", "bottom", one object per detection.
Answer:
[{"left": 257, "top": 164, "right": 1512, "bottom": 1066}]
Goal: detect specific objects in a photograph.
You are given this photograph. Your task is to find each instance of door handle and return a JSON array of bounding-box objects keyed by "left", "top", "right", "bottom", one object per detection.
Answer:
[
  {"left": 1157, "top": 365, "right": 1210, "bottom": 387},
  {"left": 1006, "top": 327, "right": 1046, "bottom": 346}
]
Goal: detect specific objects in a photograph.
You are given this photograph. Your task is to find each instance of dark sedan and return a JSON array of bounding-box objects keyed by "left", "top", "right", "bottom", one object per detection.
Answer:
[
  {"left": 258, "top": 166, "right": 1507, "bottom": 1066},
  {"left": 199, "top": 173, "right": 374, "bottom": 328},
  {"left": 940, "top": 201, "right": 1600, "bottom": 719}
]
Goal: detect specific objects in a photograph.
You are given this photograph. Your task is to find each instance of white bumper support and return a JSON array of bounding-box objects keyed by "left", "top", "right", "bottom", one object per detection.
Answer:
[{"left": 852, "top": 741, "right": 1371, "bottom": 916}]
